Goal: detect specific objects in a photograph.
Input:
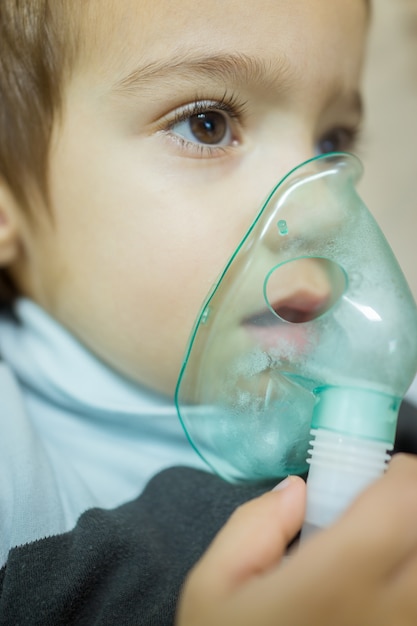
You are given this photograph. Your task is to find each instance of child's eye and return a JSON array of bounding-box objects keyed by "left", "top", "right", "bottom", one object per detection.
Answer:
[
  {"left": 171, "top": 110, "right": 233, "bottom": 147},
  {"left": 317, "top": 126, "right": 360, "bottom": 155},
  {"left": 160, "top": 96, "right": 246, "bottom": 157}
]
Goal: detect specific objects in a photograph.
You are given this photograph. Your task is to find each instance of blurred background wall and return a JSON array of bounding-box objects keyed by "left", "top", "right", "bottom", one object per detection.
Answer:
[
  {"left": 360, "top": 0, "right": 417, "bottom": 301},
  {"left": 359, "top": 0, "right": 417, "bottom": 402}
]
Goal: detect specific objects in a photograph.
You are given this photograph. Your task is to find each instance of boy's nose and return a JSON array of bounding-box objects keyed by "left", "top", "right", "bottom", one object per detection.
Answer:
[
  {"left": 238, "top": 136, "right": 315, "bottom": 241},
  {"left": 264, "top": 257, "right": 346, "bottom": 324},
  {"left": 258, "top": 159, "right": 347, "bottom": 255}
]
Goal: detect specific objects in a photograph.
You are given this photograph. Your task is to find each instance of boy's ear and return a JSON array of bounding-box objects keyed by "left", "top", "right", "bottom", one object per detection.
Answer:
[{"left": 0, "top": 182, "right": 21, "bottom": 267}]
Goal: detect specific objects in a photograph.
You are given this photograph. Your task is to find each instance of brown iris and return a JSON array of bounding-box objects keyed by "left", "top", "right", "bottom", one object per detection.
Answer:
[{"left": 189, "top": 111, "right": 228, "bottom": 145}]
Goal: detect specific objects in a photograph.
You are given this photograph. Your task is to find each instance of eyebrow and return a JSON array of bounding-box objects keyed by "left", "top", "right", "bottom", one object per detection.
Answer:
[
  {"left": 111, "top": 52, "right": 297, "bottom": 97},
  {"left": 110, "top": 51, "right": 364, "bottom": 123}
]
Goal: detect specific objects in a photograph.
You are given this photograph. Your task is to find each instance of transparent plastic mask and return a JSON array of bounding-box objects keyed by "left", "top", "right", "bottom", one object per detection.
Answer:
[{"left": 175, "top": 152, "right": 417, "bottom": 484}]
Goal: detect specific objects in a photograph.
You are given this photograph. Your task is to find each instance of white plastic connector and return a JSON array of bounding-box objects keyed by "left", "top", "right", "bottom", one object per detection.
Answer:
[{"left": 301, "top": 428, "right": 392, "bottom": 540}]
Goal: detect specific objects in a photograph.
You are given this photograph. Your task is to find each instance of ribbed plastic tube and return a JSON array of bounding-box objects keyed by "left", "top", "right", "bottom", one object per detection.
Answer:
[{"left": 301, "top": 428, "right": 392, "bottom": 540}]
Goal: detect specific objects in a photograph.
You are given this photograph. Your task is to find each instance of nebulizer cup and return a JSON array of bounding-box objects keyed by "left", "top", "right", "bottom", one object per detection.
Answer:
[{"left": 175, "top": 152, "right": 417, "bottom": 533}]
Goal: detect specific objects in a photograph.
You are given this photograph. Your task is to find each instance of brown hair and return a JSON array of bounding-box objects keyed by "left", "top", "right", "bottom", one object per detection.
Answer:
[
  {"left": 0, "top": 1, "right": 77, "bottom": 302},
  {"left": 0, "top": 2, "right": 76, "bottom": 210}
]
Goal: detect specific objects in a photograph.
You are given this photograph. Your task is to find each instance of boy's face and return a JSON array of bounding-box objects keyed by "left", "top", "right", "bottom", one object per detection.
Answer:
[{"left": 12, "top": 0, "right": 367, "bottom": 395}]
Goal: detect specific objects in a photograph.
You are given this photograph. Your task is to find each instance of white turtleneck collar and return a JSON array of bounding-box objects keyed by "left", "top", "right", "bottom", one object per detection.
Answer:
[{"left": 0, "top": 298, "right": 207, "bottom": 514}]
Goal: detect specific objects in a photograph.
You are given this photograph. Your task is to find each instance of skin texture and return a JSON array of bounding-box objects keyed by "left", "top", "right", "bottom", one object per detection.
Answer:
[
  {"left": 177, "top": 455, "right": 417, "bottom": 626},
  {"left": 1, "top": 0, "right": 367, "bottom": 395}
]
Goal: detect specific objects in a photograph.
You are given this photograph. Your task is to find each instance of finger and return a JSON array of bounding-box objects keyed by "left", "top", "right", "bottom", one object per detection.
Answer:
[
  {"left": 388, "top": 542, "right": 417, "bottom": 615},
  {"left": 315, "top": 453, "right": 417, "bottom": 580},
  {"left": 191, "top": 476, "right": 306, "bottom": 596}
]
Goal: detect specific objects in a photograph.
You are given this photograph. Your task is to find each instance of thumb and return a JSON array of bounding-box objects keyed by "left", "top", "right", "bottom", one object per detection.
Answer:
[{"left": 192, "top": 476, "right": 306, "bottom": 596}]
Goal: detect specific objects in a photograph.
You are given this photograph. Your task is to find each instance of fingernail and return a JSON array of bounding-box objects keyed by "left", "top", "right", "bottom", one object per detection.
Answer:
[{"left": 272, "top": 476, "right": 293, "bottom": 491}]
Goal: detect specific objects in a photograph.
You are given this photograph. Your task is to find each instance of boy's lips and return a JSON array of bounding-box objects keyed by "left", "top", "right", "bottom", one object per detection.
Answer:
[
  {"left": 268, "top": 289, "right": 332, "bottom": 324},
  {"left": 242, "top": 288, "right": 331, "bottom": 352},
  {"left": 245, "top": 287, "right": 331, "bottom": 325}
]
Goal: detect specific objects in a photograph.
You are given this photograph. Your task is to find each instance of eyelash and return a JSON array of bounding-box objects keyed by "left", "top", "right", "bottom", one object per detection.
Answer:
[
  {"left": 158, "top": 93, "right": 248, "bottom": 157},
  {"left": 156, "top": 94, "right": 362, "bottom": 158}
]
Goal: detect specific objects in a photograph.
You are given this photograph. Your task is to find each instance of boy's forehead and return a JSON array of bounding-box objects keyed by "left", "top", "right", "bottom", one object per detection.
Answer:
[{"left": 75, "top": 0, "right": 368, "bottom": 84}]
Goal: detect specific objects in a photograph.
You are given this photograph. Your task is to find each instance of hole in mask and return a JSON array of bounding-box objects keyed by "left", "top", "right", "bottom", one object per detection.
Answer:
[{"left": 264, "top": 257, "right": 347, "bottom": 324}]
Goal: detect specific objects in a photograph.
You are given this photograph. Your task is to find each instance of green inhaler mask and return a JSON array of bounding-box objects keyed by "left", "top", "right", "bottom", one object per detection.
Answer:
[{"left": 175, "top": 152, "right": 417, "bottom": 531}]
